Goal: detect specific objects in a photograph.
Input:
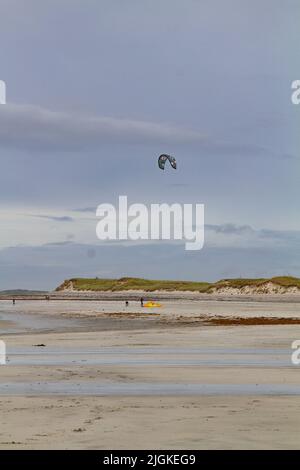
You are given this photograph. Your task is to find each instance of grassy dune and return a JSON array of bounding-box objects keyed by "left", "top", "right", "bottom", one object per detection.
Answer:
[
  {"left": 212, "top": 276, "right": 300, "bottom": 289},
  {"left": 56, "top": 276, "right": 300, "bottom": 292},
  {"left": 57, "top": 277, "right": 211, "bottom": 292}
]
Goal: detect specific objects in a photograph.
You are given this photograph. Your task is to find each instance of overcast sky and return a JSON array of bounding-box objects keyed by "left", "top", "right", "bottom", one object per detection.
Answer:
[{"left": 0, "top": 0, "right": 299, "bottom": 289}]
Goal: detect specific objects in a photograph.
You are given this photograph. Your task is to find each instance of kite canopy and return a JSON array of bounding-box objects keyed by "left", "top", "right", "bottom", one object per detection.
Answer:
[{"left": 158, "top": 154, "right": 177, "bottom": 170}]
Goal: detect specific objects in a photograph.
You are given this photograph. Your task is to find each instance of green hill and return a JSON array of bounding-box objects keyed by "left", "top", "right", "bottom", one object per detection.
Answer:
[
  {"left": 0, "top": 289, "right": 48, "bottom": 295},
  {"left": 56, "top": 276, "right": 300, "bottom": 293}
]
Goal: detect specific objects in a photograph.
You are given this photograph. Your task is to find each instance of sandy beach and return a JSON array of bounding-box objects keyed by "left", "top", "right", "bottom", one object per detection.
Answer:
[{"left": 0, "top": 297, "right": 300, "bottom": 449}]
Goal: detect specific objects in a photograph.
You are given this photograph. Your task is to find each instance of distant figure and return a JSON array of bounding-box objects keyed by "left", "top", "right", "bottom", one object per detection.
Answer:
[
  {"left": 12, "top": 299, "right": 15, "bottom": 305},
  {"left": 45, "top": 295, "right": 50, "bottom": 301},
  {"left": 140, "top": 297, "right": 144, "bottom": 307},
  {"left": 125, "top": 301, "right": 129, "bottom": 307}
]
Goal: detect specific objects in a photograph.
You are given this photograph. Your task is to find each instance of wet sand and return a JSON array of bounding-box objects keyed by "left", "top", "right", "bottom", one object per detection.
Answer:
[{"left": 0, "top": 299, "right": 300, "bottom": 449}]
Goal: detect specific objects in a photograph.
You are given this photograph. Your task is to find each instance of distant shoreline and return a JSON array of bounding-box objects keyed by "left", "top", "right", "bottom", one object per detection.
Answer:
[{"left": 2, "top": 291, "right": 300, "bottom": 303}]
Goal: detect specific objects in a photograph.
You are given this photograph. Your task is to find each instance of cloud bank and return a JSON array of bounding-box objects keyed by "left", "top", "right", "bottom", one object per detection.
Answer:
[{"left": 0, "top": 104, "right": 205, "bottom": 152}]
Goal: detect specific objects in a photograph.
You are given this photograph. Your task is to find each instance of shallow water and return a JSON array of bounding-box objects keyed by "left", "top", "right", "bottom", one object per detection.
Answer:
[
  {"left": 4, "top": 346, "right": 293, "bottom": 367},
  {"left": 0, "top": 311, "right": 80, "bottom": 333},
  {"left": 1, "top": 381, "right": 300, "bottom": 396}
]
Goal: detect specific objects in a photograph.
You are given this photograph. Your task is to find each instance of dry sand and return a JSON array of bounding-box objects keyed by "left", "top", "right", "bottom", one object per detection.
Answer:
[{"left": 1, "top": 395, "right": 300, "bottom": 450}]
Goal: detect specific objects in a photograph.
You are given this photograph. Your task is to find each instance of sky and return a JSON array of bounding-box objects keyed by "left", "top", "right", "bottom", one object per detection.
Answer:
[{"left": 0, "top": 0, "right": 299, "bottom": 289}]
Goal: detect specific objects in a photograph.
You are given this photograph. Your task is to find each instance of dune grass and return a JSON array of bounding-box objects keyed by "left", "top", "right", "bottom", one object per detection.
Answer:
[
  {"left": 213, "top": 276, "right": 300, "bottom": 289},
  {"left": 58, "top": 277, "right": 211, "bottom": 292},
  {"left": 56, "top": 276, "right": 300, "bottom": 292}
]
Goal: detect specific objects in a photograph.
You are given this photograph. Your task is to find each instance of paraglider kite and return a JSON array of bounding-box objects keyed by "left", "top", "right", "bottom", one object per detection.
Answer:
[{"left": 158, "top": 154, "right": 177, "bottom": 171}]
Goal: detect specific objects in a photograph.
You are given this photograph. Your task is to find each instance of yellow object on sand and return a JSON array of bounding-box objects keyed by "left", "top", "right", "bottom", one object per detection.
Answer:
[{"left": 144, "top": 301, "right": 162, "bottom": 308}]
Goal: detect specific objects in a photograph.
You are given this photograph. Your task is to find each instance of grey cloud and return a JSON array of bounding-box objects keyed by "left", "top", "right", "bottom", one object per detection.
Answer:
[
  {"left": 44, "top": 241, "right": 74, "bottom": 246},
  {"left": 206, "top": 224, "right": 300, "bottom": 246},
  {"left": 259, "top": 229, "right": 300, "bottom": 243},
  {"left": 207, "top": 224, "right": 255, "bottom": 235},
  {"left": 72, "top": 207, "right": 96, "bottom": 214},
  {"left": 0, "top": 104, "right": 205, "bottom": 152},
  {"left": 199, "top": 140, "right": 295, "bottom": 161},
  {"left": 29, "top": 214, "right": 74, "bottom": 222},
  {"left": 0, "top": 104, "right": 290, "bottom": 163}
]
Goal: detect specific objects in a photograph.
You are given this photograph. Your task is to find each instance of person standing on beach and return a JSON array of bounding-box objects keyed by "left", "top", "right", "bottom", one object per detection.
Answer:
[{"left": 140, "top": 297, "right": 144, "bottom": 307}]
